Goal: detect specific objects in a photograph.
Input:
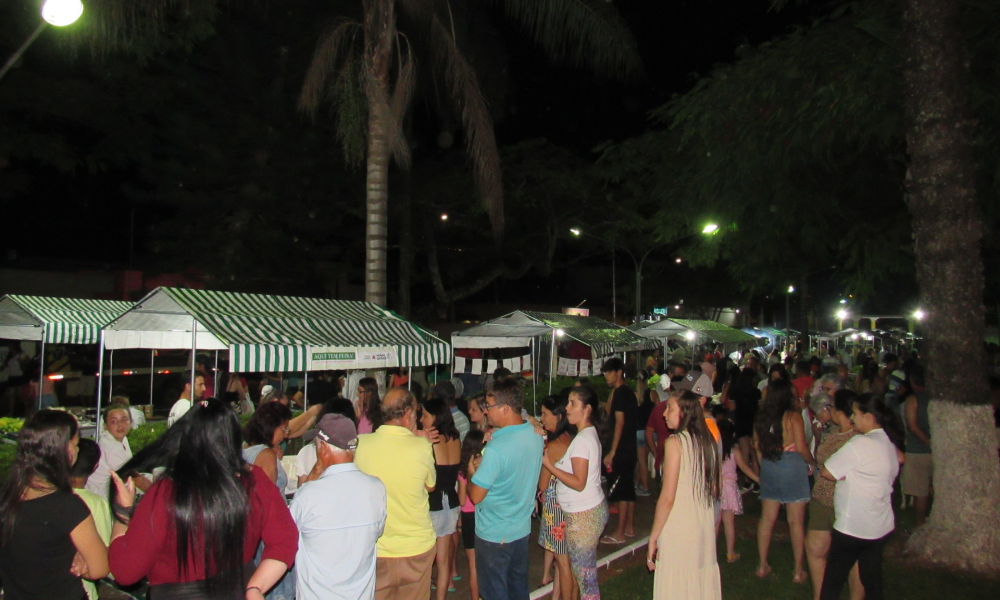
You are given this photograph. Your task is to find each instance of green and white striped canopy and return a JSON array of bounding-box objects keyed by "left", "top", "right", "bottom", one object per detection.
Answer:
[
  {"left": 0, "top": 295, "right": 133, "bottom": 344},
  {"left": 103, "top": 287, "right": 449, "bottom": 372},
  {"left": 453, "top": 310, "right": 658, "bottom": 357}
]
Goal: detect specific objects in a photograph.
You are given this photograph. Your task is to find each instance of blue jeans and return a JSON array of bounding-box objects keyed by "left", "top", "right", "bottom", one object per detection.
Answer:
[{"left": 475, "top": 535, "right": 529, "bottom": 600}]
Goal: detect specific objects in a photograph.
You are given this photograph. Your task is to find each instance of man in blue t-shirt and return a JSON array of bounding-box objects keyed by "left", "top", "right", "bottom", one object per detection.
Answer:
[{"left": 468, "top": 379, "right": 543, "bottom": 600}]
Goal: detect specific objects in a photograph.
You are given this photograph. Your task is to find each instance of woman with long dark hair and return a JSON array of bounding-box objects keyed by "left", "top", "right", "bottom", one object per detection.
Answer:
[
  {"left": 818, "top": 393, "right": 904, "bottom": 600},
  {"left": 243, "top": 402, "right": 294, "bottom": 489},
  {"left": 537, "top": 394, "right": 575, "bottom": 600},
  {"left": 107, "top": 398, "right": 297, "bottom": 600},
  {"left": 731, "top": 367, "right": 763, "bottom": 482},
  {"left": 754, "top": 378, "right": 816, "bottom": 583},
  {"left": 646, "top": 390, "right": 721, "bottom": 600},
  {"left": 421, "top": 398, "right": 462, "bottom": 600},
  {"left": 356, "top": 377, "right": 382, "bottom": 434},
  {"left": 542, "top": 385, "right": 607, "bottom": 600},
  {"left": 0, "top": 410, "right": 109, "bottom": 599}
]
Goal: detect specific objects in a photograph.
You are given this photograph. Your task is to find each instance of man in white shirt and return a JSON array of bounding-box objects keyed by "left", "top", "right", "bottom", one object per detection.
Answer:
[
  {"left": 292, "top": 414, "right": 387, "bottom": 600},
  {"left": 167, "top": 373, "right": 206, "bottom": 426}
]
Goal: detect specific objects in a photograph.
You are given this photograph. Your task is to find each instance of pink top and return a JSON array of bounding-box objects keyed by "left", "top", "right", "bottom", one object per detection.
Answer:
[
  {"left": 722, "top": 452, "right": 737, "bottom": 481},
  {"left": 457, "top": 474, "right": 474, "bottom": 513},
  {"left": 357, "top": 414, "right": 373, "bottom": 435}
]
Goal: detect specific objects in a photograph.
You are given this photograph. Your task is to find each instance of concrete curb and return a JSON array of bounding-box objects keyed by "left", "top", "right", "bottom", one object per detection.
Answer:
[{"left": 528, "top": 537, "right": 650, "bottom": 599}]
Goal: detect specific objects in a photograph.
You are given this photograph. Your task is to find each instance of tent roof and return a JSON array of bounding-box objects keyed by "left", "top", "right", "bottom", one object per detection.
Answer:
[
  {"left": 104, "top": 287, "right": 449, "bottom": 371},
  {"left": 631, "top": 318, "right": 755, "bottom": 344},
  {"left": 453, "top": 310, "right": 658, "bottom": 355},
  {"left": 0, "top": 295, "right": 132, "bottom": 344}
]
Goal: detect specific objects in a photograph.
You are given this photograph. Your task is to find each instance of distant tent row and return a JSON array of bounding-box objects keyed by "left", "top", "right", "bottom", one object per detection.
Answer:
[{"left": 630, "top": 318, "right": 756, "bottom": 354}]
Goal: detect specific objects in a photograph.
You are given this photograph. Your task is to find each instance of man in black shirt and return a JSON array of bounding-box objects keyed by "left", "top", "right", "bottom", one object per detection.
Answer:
[{"left": 600, "top": 357, "right": 638, "bottom": 544}]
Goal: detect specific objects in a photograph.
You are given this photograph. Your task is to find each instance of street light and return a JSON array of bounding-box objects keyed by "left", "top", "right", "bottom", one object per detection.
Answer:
[
  {"left": 569, "top": 223, "right": 719, "bottom": 322},
  {"left": 42, "top": 0, "right": 85, "bottom": 26},
  {"left": 836, "top": 309, "right": 849, "bottom": 331},
  {"left": 785, "top": 285, "right": 795, "bottom": 343},
  {"left": 913, "top": 309, "right": 925, "bottom": 320},
  {"left": 0, "top": 0, "right": 84, "bottom": 82}
]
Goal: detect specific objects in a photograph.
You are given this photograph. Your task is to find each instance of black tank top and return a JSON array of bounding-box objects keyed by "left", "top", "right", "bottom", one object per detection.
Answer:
[{"left": 429, "top": 463, "right": 460, "bottom": 511}]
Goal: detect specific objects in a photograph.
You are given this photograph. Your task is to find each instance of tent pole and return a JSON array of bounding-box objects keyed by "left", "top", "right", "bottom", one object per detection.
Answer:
[
  {"left": 37, "top": 332, "right": 45, "bottom": 411},
  {"left": 149, "top": 350, "right": 155, "bottom": 406},
  {"left": 213, "top": 350, "right": 219, "bottom": 397},
  {"left": 548, "top": 330, "right": 555, "bottom": 397},
  {"left": 531, "top": 337, "right": 536, "bottom": 416},
  {"left": 109, "top": 350, "right": 114, "bottom": 399},
  {"left": 190, "top": 320, "right": 197, "bottom": 399},
  {"left": 303, "top": 368, "right": 309, "bottom": 410},
  {"left": 95, "top": 330, "right": 106, "bottom": 443}
]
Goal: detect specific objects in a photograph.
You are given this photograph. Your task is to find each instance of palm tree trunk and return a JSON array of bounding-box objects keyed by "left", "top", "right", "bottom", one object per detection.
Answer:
[
  {"left": 901, "top": 0, "right": 1000, "bottom": 573},
  {"left": 365, "top": 106, "right": 390, "bottom": 306}
]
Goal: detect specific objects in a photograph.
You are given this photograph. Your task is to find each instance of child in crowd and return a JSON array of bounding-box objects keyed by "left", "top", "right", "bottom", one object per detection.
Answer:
[
  {"left": 457, "top": 430, "right": 486, "bottom": 600},
  {"left": 717, "top": 418, "right": 759, "bottom": 563}
]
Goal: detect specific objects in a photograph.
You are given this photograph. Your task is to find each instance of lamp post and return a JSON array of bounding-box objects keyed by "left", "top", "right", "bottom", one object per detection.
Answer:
[
  {"left": 571, "top": 223, "right": 718, "bottom": 322},
  {"left": 786, "top": 285, "right": 795, "bottom": 349},
  {"left": 0, "top": 0, "right": 84, "bottom": 82}
]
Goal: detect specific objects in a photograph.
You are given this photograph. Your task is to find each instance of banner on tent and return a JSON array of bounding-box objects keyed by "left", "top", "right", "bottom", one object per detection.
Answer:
[
  {"left": 557, "top": 357, "right": 571, "bottom": 376},
  {"left": 579, "top": 359, "right": 591, "bottom": 377},
  {"left": 308, "top": 347, "right": 399, "bottom": 370},
  {"left": 471, "top": 359, "right": 483, "bottom": 374},
  {"left": 454, "top": 357, "right": 467, "bottom": 372}
]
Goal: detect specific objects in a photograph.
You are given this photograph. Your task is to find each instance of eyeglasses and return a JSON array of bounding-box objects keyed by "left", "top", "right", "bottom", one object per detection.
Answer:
[
  {"left": 485, "top": 403, "right": 502, "bottom": 412},
  {"left": 107, "top": 418, "right": 131, "bottom": 426}
]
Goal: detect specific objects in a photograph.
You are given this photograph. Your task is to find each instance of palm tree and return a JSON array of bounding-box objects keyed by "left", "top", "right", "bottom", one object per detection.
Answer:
[{"left": 298, "top": 0, "right": 642, "bottom": 305}]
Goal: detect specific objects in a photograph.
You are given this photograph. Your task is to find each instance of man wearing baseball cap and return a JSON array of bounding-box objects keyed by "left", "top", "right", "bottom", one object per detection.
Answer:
[
  {"left": 673, "top": 370, "right": 721, "bottom": 443},
  {"left": 292, "top": 414, "right": 387, "bottom": 600}
]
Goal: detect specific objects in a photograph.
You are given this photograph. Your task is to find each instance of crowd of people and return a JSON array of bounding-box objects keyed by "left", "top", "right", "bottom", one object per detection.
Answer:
[{"left": 0, "top": 339, "right": 991, "bottom": 600}]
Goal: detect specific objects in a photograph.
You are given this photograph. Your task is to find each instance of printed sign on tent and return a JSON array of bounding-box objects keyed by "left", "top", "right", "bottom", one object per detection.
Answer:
[
  {"left": 557, "top": 357, "right": 571, "bottom": 376},
  {"left": 454, "top": 356, "right": 467, "bottom": 373},
  {"left": 471, "top": 359, "right": 483, "bottom": 375},
  {"left": 522, "top": 354, "right": 532, "bottom": 371},
  {"left": 486, "top": 359, "right": 498, "bottom": 374},
  {"left": 566, "top": 360, "right": 579, "bottom": 377},
  {"left": 309, "top": 347, "right": 399, "bottom": 370},
  {"left": 579, "top": 359, "right": 591, "bottom": 377}
]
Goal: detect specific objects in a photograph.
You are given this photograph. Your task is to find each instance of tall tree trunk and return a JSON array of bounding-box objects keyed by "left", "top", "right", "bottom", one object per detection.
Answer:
[
  {"left": 365, "top": 104, "right": 390, "bottom": 306},
  {"left": 901, "top": 0, "right": 1000, "bottom": 573},
  {"left": 363, "top": 0, "right": 394, "bottom": 306}
]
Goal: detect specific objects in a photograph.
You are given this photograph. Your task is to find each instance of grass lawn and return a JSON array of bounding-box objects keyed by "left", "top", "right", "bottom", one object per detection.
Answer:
[
  {"left": 601, "top": 534, "right": 1000, "bottom": 600},
  {"left": 601, "top": 490, "right": 1000, "bottom": 600}
]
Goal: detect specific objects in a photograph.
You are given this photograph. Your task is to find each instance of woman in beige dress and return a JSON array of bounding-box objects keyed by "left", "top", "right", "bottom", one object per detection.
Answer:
[{"left": 646, "top": 390, "right": 722, "bottom": 600}]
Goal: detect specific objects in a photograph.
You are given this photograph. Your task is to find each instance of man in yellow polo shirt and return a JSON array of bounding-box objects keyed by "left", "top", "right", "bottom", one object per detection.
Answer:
[{"left": 356, "top": 388, "right": 438, "bottom": 600}]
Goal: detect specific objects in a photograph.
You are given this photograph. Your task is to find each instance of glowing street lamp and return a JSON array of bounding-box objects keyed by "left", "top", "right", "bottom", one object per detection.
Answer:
[
  {"left": 684, "top": 330, "right": 696, "bottom": 341},
  {"left": 0, "top": 0, "right": 83, "bottom": 82},
  {"left": 440, "top": 213, "right": 448, "bottom": 221},
  {"left": 702, "top": 223, "right": 719, "bottom": 234},
  {"left": 913, "top": 309, "right": 925, "bottom": 321},
  {"left": 42, "top": 0, "right": 85, "bottom": 26},
  {"left": 836, "top": 309, "right": 849, "bottom": 331}
]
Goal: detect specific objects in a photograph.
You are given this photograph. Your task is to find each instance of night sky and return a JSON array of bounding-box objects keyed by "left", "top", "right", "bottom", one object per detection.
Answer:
[{"left": 0, "top": 0, "right": 876, "bottom": 323}]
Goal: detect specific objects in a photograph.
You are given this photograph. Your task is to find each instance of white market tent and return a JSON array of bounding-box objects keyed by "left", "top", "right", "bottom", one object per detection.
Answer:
[
  {"left": 0, "top": 295, "right": 133, "bottom": 409},
  {"left": 452, "top": 310, "right": 658, "bottom": 396},
  {"left": 98, "top": 287, "right": 450, "bottom": 424},
  {"left": 630, "top": 317, "right": 756, "bottom": 355}
]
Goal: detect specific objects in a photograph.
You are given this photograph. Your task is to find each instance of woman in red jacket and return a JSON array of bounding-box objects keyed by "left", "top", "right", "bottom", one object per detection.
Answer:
[{"left": 108, "top": 398, "right": 297, "bottom": 600}]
